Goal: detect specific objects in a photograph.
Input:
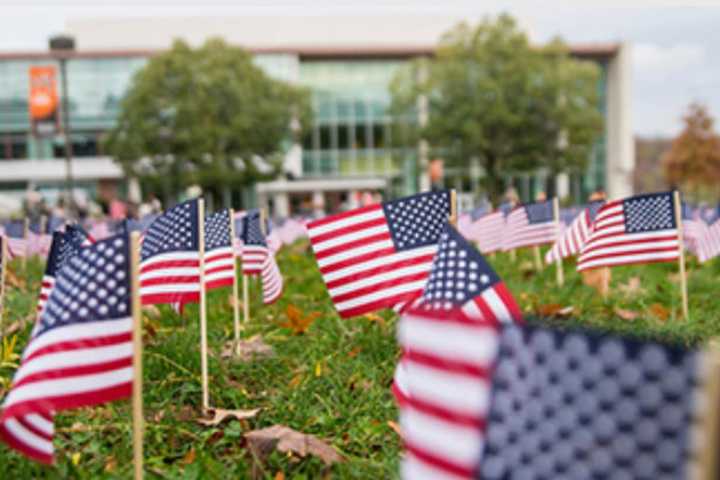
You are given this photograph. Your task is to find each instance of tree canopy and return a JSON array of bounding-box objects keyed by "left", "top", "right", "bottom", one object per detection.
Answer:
[
  {"left": 390, "top": 14, "right": 604, "bottom": 201},
  {"left": 104, "top": 38, "right": 312, "bottom": 204},
  {"left": 662, "top": 103, "right": 720, "bottom": 200}
]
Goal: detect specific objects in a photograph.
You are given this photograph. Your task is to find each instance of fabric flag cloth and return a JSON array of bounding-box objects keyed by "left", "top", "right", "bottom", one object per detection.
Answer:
[
  {"left": 0, "top": 234, "right": 133, "bottom": 464},
  {"left": 545, "top": 200, "right": 605, "bottom": 264},
  {"left": 240, "top": 211, "right": 283, "bottom": 304},
  {"left": 469, "top": 211, "right": 505, "bottom": 254},
  {"left": 578, "top": 191, "right": 680, "bottom": 271},
  {"left": 36, "top": 226, "right": 93, "bottom": 317},
  {"left": 681, "top": 202, "right": 706, "bottom": 258},
  {"left": 139, "top": 200, "right": 201, "bottom": 305},
  {"left": 2, "top": 221, "right": 28, "bottom": 258},
  {"left": 394, "top": 223, "right": 523, "bottom": 480},
  {"left": 697, "top": 219, "right": 720, "bottom": 263},
  {"left": 502, "top": 200, "right": 558, "bottom": 251},
  {"left": 477, "top": 324, "right": 712, "bottom": 479},
  {"left": 203, "top": 209, "right": 236, "bottom": 290},
  {"left": 307, "top": 190, "right": 452, "bottom": 318}
]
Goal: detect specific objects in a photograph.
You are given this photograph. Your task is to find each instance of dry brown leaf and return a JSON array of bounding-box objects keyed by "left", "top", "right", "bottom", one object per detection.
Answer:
[
  {"left": 288, "top": 374, "right": 303, "bottom": 389},
  {"left": 536, "top": 304, "right": 574, "bottom": 318},
  {"left": 104, "top": 456, "right": 117, "bottom": 473},
  {"left": 363, "top": 313, "right": 386, "bottom": 328},
  {"left": 5, "top": 269, "right": 25, "bottom": 289},
  {"left": 181, "top": 448, "right": 196, "bottom": 465},
  {"left": 614, "top": 308, "right": 640, "bottom": 321},
  {"left": 142, "top": 305, "right": 161, "bottom": 318},
  {"left": 280, "top": 304, "right": 320, "bottom": 335},
  {"left": 197, "top": 407, "right": 260, "bottom": 427},
  {"left": 347, "top": 346, "right": 362, "bottom": 358},
  {"left": 582, "top": 268, "right": 611, "bottom": 296},
  {"left": 649, "top": 303, "right": 670, "bottom": 322},
  {"left": 387, "top": 421, "right": 403, "bottom": 439},
  {"left": 228, "top": 294, "right": 243, "bottom": 309},
  {"left": 274, "top": 472, "right": 285, "bottom": 480},
  {"left": 245, "top": 425, "right": 343, "bottom": 466},
  {"left": 220, "top": 335, "right": 274, "bottom": 362}
]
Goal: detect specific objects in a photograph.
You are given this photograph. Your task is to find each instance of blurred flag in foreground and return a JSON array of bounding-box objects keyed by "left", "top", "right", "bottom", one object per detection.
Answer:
[
  {"left": 578, "top": 192, "right": 679, "bottom": 271},
  {"left": 395, "top": 223, "right": 523, "bottom": 479},
  {"left": 503, "top": 200, "right": 558, "bottom": 251},
  {"left": 139, "top": 200, "right": 200, "bottom": 305},
  {"left": 241, "top": 211, "right": 283, "bottom": 304},
  {"left": 545, "top": 200, "right": 604, "bottom": 264},
  {"left": 307, "top": 190, "right": 451, "bottom": 318},
  {"left": 0, "top": 234, "right": 133, "bottom": 464},
  {"left": 477, "top": 324, "right": 717, "bottom": 479}
]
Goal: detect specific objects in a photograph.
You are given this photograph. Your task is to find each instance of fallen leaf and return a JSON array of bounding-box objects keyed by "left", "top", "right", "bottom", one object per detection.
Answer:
[
  {"left": 71, "top": 452, "right": 81, "bottom": 466},
  {"left": 228, "top": 294, "right": 243, "bottom": 309},
  {"left": 617, "top": 277, "right": 645, "bottom": 296},
  {"left": 104, "top": 456, "right": 117, "bottom": 473},
  {"left": 220, "top": 336, "right": 274, "bottom": 362},
  {"left": 245, "top": 425, "right": 343, "bottom": 466},
  {"left": 582, "top": 268, "right": 611, "bottom": 296},
  {"left": 142, "top": 305, "right": 161, "bottom": 318},
  {"left": 614, "top": 308, "right": 640, "bottom": 321},
  {"left": 280, "top": 304, "right": 320, "bottom": 335},
  {"left": 288, "top": 374, "right": 303, "bottom": 389},
  {"left": 5, "top": 269, "right": 25, "bottom": 289},
  {"left": 274, "top": 472, "right": 285, "bottom": 480},
  {"left": 363, "top": 313, "right": 386, "bottom": 328},
  {"left": 347, "top": 346, "right": 362, "bottom": 358},
  {"left": 649, "top": 303, "right": 670, "bottom": 322},
  {"left": 536, "top": 304, "right": 574, "bottom": 318},
  {"left": 314, "top": 361, "right": 323, "bottom": 377},
  {"left": 181, "top": 448, "right": 196, "bottom": 465},
  {"left": 667, "top": 271, "right": 690, "bottom": 284},
  {"left": 387, "top": 421, "right": 403, "bottom": 439},
  {"left": 198, "top": 407, "right": 260, "bottom": 427}
]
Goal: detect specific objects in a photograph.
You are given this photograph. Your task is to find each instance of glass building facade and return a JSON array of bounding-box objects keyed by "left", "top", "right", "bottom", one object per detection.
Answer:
[{"left": 0, "top": 50, "right": 611, "bottom": 203}]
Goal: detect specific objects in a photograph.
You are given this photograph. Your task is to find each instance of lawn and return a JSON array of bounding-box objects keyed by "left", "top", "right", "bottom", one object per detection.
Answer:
[{"left": 0, "top": 240, "right": 718, "bottom": 478}]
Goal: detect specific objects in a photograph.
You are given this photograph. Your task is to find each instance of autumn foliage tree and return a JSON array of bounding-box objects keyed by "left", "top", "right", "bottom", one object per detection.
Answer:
[{"left": 662, "top": 103, "right": 720, "bottom": 199}]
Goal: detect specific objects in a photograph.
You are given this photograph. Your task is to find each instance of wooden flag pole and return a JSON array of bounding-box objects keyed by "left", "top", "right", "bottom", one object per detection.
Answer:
[
  {"left": 39, "top": 215, "right": 47, "bottom": 236},
  {"left": 22, "top": 217, "right": 29, "bottom": 271},
  {"left": 0, "top": 237, "right": 7, "bottom": 336},
  {"left": 698, "top": 342, "right": 720, "bottom": 479},
  {"left": 229, "top": 209, "right": 241, "bottom": 348},
  {"left": 449, "top": 190, "right": 457, "bottom": 227},
  {"left": 673, "top": 190, "right": 689, "bottom": 320},
  {"left": 552, "top": 197, "right": 564, "bottom": 286},
  {"left": 532, "top": 245, "right": 542, "bottom": 271},
  {"left": 197, "top": 199, "right": 210, "bottom": 411},
  {"left": 129, "top": 231, "right": 144, "bottom": 480}
]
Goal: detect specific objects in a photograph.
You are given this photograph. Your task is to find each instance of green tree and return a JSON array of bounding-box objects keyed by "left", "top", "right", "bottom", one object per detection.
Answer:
[
  {"left": 104, "top": 38, "right": 312, "bottom": 205},
  {"left": 390, "top": 14, "right": 603, "bottom": 201},
  {"left": 662, "top": 103, "right": 720, "bottom": 200}
]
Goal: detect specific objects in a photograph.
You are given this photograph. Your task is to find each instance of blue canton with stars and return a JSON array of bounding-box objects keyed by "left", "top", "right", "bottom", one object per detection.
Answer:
[
  {"left": 45, "top": 229, "right": 87, "bottom": 277},
  {"left": 141, "top": 200, "right": 199, "bottom": 260},
  {"left": 382, "top": 190, "right": 451, "bottom": 251},
  {"left": 479, "top": 324, "right": 702, "bottom": 479},
  {"left": 623, "top": 192, "right": 676, "bottom": 234},
  {"left": 37, "top": 234, "right": 131, "bottom": 337},
  {"left": 205, "top": 209, "right": 232, "bottom": 250},
  {"left": 420, "top": 224, "right": 500, "bottom": 311},
  {"left": 241, "top": 211, "right": 267, "bottom": 247},
  {"left": 523, "top": 200, "right": 554, "bottom": 224}
]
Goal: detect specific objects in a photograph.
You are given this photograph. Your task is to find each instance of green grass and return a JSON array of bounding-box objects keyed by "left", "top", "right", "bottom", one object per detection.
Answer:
[{"left": 0, "top": 241, "right": 719, "bottom": 478}]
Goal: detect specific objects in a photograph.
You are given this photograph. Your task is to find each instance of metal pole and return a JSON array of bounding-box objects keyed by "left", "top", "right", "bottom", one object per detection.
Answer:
[{"left": 59, "top": 57, "right": 75, "bottom": 217}]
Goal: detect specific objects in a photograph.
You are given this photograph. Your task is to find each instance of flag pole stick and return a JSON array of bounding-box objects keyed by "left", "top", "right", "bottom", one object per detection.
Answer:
[
  {"left": 673, "top": 190, "right": 689, "bottom": 320},
  {"left": 449, "top": 189, "right": 457, "bottom": 227},
  {"left": 197, "top": 199, "right": 210, "bottom": 411},
  {"left": 0, "top": 237, "right": 7, "bottom": 336},
  {"left": 532, "top": 246, "right": 542, "bottom": 271},
  {"left": 39, "top": 215, "right": 47, "bottom": 236},
  {"left": 552, "top": 197, "right": 564, "bottom": 286},
  {"left": 129, "top": 231, "right": 144, "bottom": 480},
  {"left": 229, "top": 209, "right": 241, "bottom": 348},
  {"left": 698, "top": 342, "right": 720, "bottom": 479},
  {"left": 22, "top": 217, "right": 29, "bottom": 271}
]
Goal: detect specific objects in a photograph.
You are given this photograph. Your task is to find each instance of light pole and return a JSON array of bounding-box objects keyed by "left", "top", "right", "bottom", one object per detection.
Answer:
[{"left": 49, "top": 34, "right": 76, "bottom": 217}]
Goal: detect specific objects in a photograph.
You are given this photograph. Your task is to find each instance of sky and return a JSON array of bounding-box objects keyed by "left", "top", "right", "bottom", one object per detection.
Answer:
[{"left": 2, "top": 0, "right": 719, "bottom": 138}]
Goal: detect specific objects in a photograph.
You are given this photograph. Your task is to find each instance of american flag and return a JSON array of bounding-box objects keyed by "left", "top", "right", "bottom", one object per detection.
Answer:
[
  {"left": 697, "top": 219, "right": 720, "bottom": 263},
  {"left": 502, "top": 200, "right": 558, "bottom": 251},
  {"left": 307, "top": 190, "right": 452, "bottom": 318},
  {"left": 0, "top": 234, "right": 133, "bottom": 464},
  {"left": 578, "top": 192, "right": 680, "bottom": 271},
  {"left": 545, "top": 200, "right": 605, "bottom": 264},
  {"left": 477, "top": 324, "right": 713, "bottom": 479},
  {"left": 681, "top": 202, "right": 706, "bottom": 258},
  {"left": 394, "top": 223, "right": 523, "bottom": 480},
  {"left": 36, "top": 226, "right": 93, "bottom": 316},
  {"left": 2, "top": 220, "right": 27, "bottom": 258},
  {"left": 140, "top": 200, "right": 200, "bottom": 305},
  {"left": 204, "top": 209, "right": 235, "bottom": 290},
  {"left": 241, "top": 211, "right": 283, "bottom": 304},
  {"left": 469, "top": 211, "right": 506, "bottom": 254}
]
